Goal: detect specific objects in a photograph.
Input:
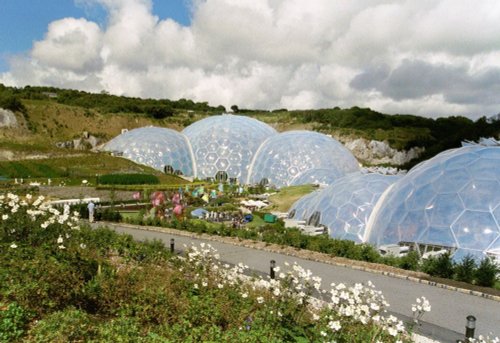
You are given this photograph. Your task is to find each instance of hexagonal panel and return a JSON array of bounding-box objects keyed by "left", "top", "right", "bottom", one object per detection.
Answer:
[
  {"left": 427, "top": 193, "right": 465, "bottom": 227},
  {"left": 205, "top": 152, "right": 218, "bottom": 164},
  {"left": 451, "top": 211, "right": 497, "bottom": 250},
  {"left": 432, "top": 168, "right": 471, "bottom": 193},
  {"left": 459, "top": 180, "right": 500, "bottom": 211},
  {"left": 467, "top": 159, "right": 499, "bottom": 180},
  {"left": 215, "top": 158, "right": 229, "bottom": 171}
]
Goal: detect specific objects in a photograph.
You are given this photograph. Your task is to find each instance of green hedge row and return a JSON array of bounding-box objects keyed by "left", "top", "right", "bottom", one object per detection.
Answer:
[{"left": 97, "top": 174, "right": 159, "bottom": 185}]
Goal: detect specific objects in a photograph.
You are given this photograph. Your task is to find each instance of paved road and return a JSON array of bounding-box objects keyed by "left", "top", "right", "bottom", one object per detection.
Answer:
[{"left": 93, "top": 223, "right": 500, "bottom": 342}]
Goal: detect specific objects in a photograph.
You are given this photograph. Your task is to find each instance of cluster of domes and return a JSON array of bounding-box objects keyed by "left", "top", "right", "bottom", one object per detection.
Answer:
[
  {"left": 291, "top": 145, "right": 500, "bottom": 261},
  {"left": 103, "top": 114, "right": 500, "bottom": 261},
  {"left": 103, "top": 114, "right": 359, "bottom": 186}
]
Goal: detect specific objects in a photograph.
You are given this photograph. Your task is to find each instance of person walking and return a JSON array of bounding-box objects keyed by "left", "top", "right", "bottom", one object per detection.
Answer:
[{"left": 87, "top": 200, "right": 95, "bottom": 223}]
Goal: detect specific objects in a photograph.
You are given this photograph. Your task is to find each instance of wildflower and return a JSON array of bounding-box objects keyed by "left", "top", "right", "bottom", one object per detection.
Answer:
[
  {"left": 387, "top": 327, "right": 398, "bottom": 337},
  {"left": 10, "top": 243, "right": 17, "bottom": 249},
  {"left": 328, "top": 320, "right": 341, "bottom": 331},
  {"left": 241, "top": 293, "right": 248, "bottom": 298},
  {"left": 2, "top": 214, "right": 8, "bottom": 220},
  {"left": 257, "top": 296, "right": 264, "bottom": 304},
  {"left": 57, "top": 236, "right": 64, "bottom": 244}
]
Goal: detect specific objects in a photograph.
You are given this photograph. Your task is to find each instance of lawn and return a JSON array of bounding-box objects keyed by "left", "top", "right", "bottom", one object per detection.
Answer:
[{"left": 268, "top": 184, "right": 316, "bottom": 212}]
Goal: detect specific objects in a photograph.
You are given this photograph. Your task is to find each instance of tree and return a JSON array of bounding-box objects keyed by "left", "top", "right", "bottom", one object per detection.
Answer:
[{"left": 230, "top": 105, "right": 239, "bottom": 113}]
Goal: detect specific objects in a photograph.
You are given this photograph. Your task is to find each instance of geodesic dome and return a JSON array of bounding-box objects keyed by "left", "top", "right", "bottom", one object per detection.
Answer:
[
  {"left": 290, "top": 168, "right": 344, "bottom": 186},
  {"left": 248, "top": 131, "right": 359, "bottom": 188},
  {"left": 102, "top": 127, "right": 195, "bottom": 175},
  {"left": 293, "top": 173, "right": 400, "bottom": 243},
  {"left": 365, "top": 146, "right": 500, "bottom": 261},
  {"left": 289, "top": 190, "right": 322, "bottom": 221},
  {"left": 182, "top": 114, "right": 277, "bottom": 182}
]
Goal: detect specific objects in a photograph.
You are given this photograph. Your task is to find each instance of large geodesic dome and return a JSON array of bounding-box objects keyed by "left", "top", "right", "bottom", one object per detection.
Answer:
[
  {"left": 183, "top": 114, "right": 277, "bottom": 182},
  {"left": 289, "top": 190, "right": 322, "bottom": 221},
  {"left": 290, "top": 168, "right": 344, "bottom": 186},
  {"left": 366, "top": 146, "right": 500, "bottom": 261},
  {"left": 291, "top": 173, "right": 400, "bottom": 243},
  {"left": 248, "top": 131, "right": 359, "bottom": 188},
  {"left": 102, "top": 127, "right": 195, "bottom": 175}
]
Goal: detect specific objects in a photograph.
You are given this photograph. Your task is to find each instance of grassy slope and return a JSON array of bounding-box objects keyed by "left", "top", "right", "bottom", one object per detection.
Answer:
[
  {"left": 0, "top": 153, "right": 186, "bottom": 184},
  {"left": 268, "top": 184, "right": 316, "bottom": 212}
]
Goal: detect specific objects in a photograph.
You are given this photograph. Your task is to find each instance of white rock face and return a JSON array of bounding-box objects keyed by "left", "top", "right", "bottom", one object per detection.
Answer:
[
  {"left": 344, "top": 138, "right": 424, "bottom": 166},
  {"left": 0, "top": 108, "right": 18, "bottom": 128}
]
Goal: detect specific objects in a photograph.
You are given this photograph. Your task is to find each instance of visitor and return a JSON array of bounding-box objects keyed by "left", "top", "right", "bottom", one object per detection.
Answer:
[{"left": 87, "top": 200, "right": 95, "bottom": 223}]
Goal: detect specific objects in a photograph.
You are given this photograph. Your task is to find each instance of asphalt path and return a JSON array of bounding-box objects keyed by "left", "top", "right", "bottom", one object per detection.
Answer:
[{"left": 92, "top": 223, "right": 500, "bottom": 343}]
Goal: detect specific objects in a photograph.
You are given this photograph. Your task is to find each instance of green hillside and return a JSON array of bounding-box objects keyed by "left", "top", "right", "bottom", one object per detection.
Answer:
[{"left": 2, "top": 83, "right": 500, "bottom": 170}]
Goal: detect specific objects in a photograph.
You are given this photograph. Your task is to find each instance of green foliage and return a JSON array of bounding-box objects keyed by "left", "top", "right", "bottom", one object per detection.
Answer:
[
  {"left": 29, "top": 308, "right": 95, "bottom": 342},
  {"left": 144, "top": 104, "right": 174, "bottom": 119},
  {"left": 0, "top": 94, "right": 26, "bottom": 113},
  {"left": 475, "top": 258, "right": 499, "bottom": 287},
  {"left": 0, "top": 84, "right": 225, "bottom": 115},
  {"left": 421, "top": 253, "right": 454, "bottom": 278},
  {"left": 454, "top": 254, "right": 477, "bottom": 283},
  {"left": 98, "top": 173, "right": 160, "bottom": 185},
  {"left": 0, "top": 302, "right": 32, "bottom": 342},
  {"left": 398, "top": 251, "right": 420, "bottom": 271}
]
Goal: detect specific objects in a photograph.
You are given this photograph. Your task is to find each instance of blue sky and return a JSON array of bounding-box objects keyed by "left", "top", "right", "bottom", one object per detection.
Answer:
[{"left": 0, "top": 0, "right": 191, "bottom": 71}]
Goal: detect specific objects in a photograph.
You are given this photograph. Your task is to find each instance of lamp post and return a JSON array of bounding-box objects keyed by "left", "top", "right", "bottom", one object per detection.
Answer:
[
  {"left": 465, "top": 315, "right": 476, "bottom": 340},
  {"left": 170, "top": 238, "right": 175, "bottom": 253},
  {"left": 270, "top": 260, "right": 276, "bottom": 279}
]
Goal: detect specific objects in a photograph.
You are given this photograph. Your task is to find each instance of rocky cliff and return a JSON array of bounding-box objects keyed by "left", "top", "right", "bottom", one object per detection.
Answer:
[{"left": 343, "top": 138, "right": 424, "bottom": 166}]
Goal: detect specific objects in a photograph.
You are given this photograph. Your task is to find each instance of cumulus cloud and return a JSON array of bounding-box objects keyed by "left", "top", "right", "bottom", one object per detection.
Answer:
[{"left": 2, "top": 0, "right": 500, "bottom": 118}]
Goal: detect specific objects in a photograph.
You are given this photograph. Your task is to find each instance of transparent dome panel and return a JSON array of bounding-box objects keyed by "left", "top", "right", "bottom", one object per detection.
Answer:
[
  {"left": 289, "top": 190, "right": 322, "bottom": 220},
  {"left": 248, "top": 131, "right": 359, "bottom": 188},
  {"left": 301, "top": 173, "right": 399, "bottom": 243},
  {"left": 290, "top": 168, "right": 344, "bottom": 186},
  {"left": 103, "top": 127, "right": 194, "bottom": 175},
  {"left": 366, "top": 146, "right": 500, "bottom": 261},
  {"left": 183, "top": 114, "right": 276, "bottom": 182}
]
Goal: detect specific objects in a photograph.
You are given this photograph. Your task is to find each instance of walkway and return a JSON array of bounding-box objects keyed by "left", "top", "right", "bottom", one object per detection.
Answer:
[{"left": 91, "top": 222, "right": 500, "bottom": 343}]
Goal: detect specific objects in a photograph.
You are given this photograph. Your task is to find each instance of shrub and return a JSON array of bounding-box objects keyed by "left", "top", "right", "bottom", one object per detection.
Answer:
[
  {"left": 96, "top": 208, "right": 122, "bottom": 222},
  {"left": 454, "top": 254, "right": 477, "bottom": 283},
  {"left": 0, "top": 302, "right": 32, "bottom": 342},
  {"left": 398, "top": 251, "right": 420, "bottom": 271},
  {"left": 475, "top": 258, "right": 499, "bottom": 287},
  {"left": 98, "top": 173, "right": 159, "bottom": 185},
  {"left": 94, "top": 316, "right": 145, "bottom": 342},
  {"left": 421, "top": 253, "right": 454, "bottom": 278},
  {"left": 29, "top": 308, "right": 95, "bottom": 342}
]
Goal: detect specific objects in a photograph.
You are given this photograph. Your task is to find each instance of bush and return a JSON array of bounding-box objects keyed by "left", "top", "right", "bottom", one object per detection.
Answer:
[
  {"left": 0, "top": 302, "right": 32, "bottom": 342},
  {"left": 454, "top": 254, "right": 477, "bottom": 283},
  {"left": 98, "top": 173, "right": 159, "bottom": 185},
  {"left": 29, "top": 308, "right": 95, "bottom": 342},
  {"left": 96, "top": 208, "right": 122, "bottom": 222},
  {"left": 398, "top": 251, "right": 420, "bottom": 271},
  {"left": 475, "top": 258, "right": 499, "bottom": 287},
  {"left": 421, "top": 253, "right": 454, "bottom": 278}
]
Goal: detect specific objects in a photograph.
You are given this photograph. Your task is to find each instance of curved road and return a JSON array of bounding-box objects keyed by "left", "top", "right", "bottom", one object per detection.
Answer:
[{"left": 93, "top": 223, "right": 500, "bottom": 343}]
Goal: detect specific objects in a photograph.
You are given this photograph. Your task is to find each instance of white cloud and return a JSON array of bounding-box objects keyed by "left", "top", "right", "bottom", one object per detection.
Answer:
[
  {"left": 2, "top": 0, "right": 500, "bottom": 118},
  {"left": 32, "top": 18, "right": 102, "bottom": 72}
]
